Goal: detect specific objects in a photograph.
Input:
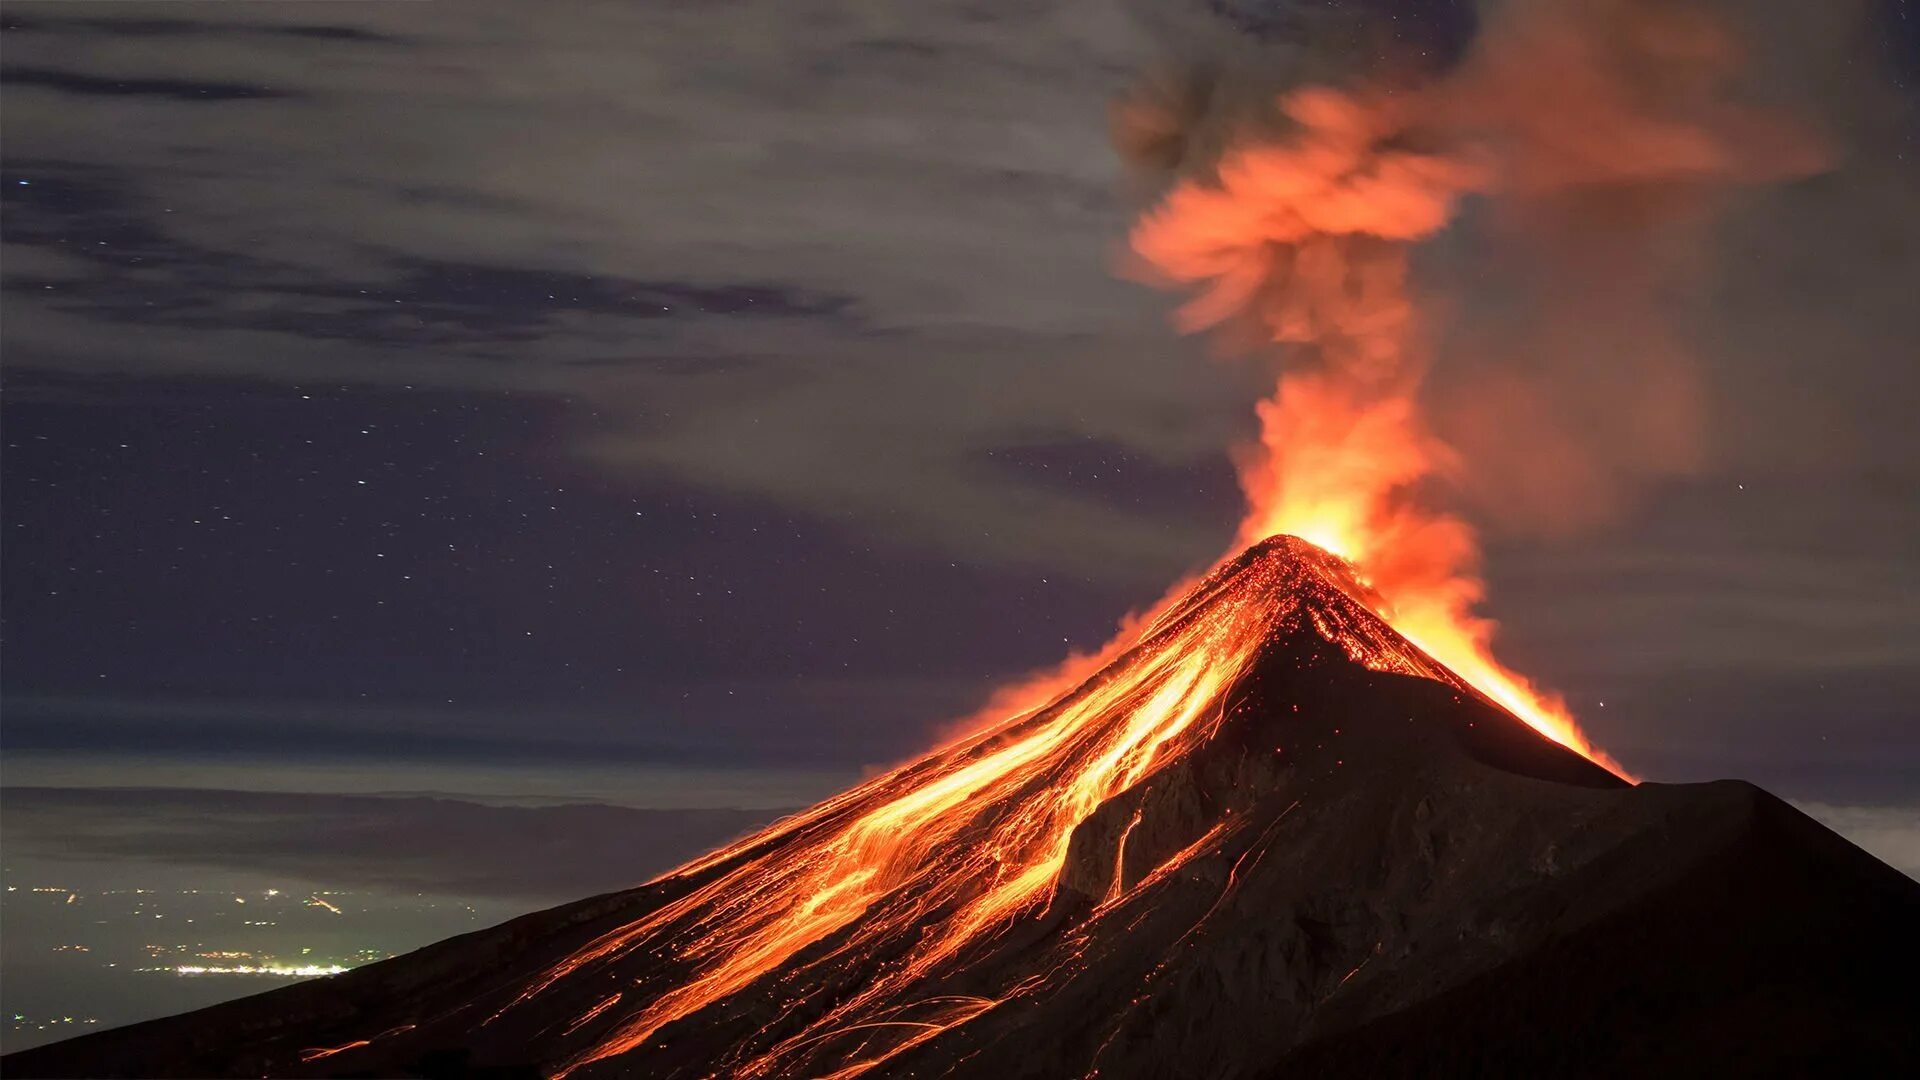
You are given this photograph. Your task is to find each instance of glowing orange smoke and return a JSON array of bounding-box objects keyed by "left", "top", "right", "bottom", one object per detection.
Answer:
[
  {"left": 1129, "top": 83, "right": 1626, "bottom": 777},
  {"left": 1238, "top": 375, "right": 1621, "bottom": 772}
]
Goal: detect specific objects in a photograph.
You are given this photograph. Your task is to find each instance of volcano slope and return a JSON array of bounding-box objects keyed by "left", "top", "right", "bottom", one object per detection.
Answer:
[{"left": 8, "top": 537, "right": 1918, "bottom": 1080}]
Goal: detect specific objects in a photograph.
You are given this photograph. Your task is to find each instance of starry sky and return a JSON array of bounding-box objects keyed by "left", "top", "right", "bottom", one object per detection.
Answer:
[{"left": 3, "top": 0, "right": 1918, "bottom": 858}]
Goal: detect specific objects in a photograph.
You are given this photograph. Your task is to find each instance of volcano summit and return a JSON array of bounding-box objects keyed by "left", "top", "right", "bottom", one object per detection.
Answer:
[{"left": 7, "top": 538, "right": 1917, "bottom": 1079}]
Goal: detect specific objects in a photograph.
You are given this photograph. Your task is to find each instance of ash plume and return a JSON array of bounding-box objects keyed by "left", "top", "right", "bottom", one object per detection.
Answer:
[
  {"left": 1110, "top": 0, "right": 1828, "bottom": 766},
  {"left": 1118, "top": 0, "right": 1827, "bottom": 533}
]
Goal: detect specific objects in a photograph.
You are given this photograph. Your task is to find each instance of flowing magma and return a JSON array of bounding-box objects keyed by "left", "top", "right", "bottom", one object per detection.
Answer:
[{"left": 475, "top": 536, "right": 1621, "bottom": 1080}]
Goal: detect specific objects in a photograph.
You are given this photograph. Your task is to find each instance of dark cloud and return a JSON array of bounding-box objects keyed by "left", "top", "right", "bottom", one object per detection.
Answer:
[
  {"left": 3, "top": 161, "right": 854, "bottom": 351},
  {"left": 2, "top": 2, "right": 1912, "bottom": 568},
  {"left": 1792, "top": 802, "right": 1920, "bottom": 879},
  {"left": 0, "top": 65, "right": 291, "bottom": 100},
  {"left": 0, "top": 66, "right": 292, "bottom": 101},
  {"left": 0, "top": 687, "right": 991, "bottom": 773},
  {"left": 0, "top": 0, "right": 1257, "bottom": 574},
  {"left": 0, "top": 786, "right": 780, "bottom": 900},
  {"left": 0, "top": 12, "right": 410, "bottom": 45}
]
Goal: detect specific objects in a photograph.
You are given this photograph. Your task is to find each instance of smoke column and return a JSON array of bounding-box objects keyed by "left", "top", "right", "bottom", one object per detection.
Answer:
[{"left": 1118, "top": 0, "right": 1824, "bottom": 771}]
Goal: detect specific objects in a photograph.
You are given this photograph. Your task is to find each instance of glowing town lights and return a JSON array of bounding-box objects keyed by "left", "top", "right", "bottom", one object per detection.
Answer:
[{"left": 161, "top": 964, "right": 349, "bottom": 977}]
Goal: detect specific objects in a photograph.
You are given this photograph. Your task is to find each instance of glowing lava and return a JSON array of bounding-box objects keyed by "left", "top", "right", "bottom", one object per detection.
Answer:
[{"left": 504, "top": 540, "right": 1481, "bottom": 1079}]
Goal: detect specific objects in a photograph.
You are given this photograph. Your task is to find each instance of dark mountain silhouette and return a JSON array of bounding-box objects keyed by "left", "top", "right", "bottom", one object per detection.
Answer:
[{"left": 8, "top": 537, "right": 1917, "bottom": 1079}]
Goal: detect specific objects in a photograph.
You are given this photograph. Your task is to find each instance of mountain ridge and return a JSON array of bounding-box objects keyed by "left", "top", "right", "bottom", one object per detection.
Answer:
[{"left": 8, "top": 536, "right": 1916, "bottom": 1079}]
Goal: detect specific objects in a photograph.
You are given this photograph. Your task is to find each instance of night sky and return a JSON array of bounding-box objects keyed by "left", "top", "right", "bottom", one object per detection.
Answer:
[{"left": 4, "top": 0, "right": 1919, "bottom": 886}]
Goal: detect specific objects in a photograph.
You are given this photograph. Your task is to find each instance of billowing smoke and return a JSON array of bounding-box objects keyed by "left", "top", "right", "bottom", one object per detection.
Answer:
[
  {"left": 1124, "top": 0, "right": 1824, "bottom": 527},
  {"left": 1426, "top": 0, "right": 1826, "bottom": 533},
  {"left": 1111, "top": 0, "right": 1827, "bottom": 768}
]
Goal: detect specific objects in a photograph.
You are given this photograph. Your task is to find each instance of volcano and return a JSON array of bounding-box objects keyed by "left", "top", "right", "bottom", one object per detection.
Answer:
[{"left": 8, "top": 537, "right": 1918, "bottom": 1079}]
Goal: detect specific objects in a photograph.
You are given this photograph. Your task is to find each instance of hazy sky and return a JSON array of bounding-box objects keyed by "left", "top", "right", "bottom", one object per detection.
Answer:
[{"left": 4, "top": 0, "right": 1917, "bottom": 819}]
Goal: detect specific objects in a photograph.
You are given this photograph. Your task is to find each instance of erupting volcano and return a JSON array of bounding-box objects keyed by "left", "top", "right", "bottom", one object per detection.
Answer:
[
  {"left": 9, "top": 536, "right": 1920, "bottom": 1079},
  {"left": 10, "top": 3, "right": 1919, "bottom": 1077}
]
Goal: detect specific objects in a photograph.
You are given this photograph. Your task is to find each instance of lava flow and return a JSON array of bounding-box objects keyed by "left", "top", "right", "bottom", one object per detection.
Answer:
[
  {"left": 504, "top": 539, "right": 1477, "bottom": 1079},
  {"left": 509, "top": 530, "right": 1609, "bottom": 1077}
]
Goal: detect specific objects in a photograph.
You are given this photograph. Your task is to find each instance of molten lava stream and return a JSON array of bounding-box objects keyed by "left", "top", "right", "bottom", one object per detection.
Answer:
[
  {"left": 511, "top": 536, "right": 1620, "bottom": 1080},
  {"left": 519, "top": 546, "right": 1352, "bottom": 1078}
]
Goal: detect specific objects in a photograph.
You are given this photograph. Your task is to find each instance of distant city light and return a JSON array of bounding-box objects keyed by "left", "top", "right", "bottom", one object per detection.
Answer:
[{"left": 159, "top": 963, "right": 350, "bottom": 977}]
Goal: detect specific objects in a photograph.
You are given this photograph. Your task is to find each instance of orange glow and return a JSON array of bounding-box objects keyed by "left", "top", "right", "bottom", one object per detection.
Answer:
[
  {"left": 490, "top": 81, "right": 1638, "bottom": 1080},
  {"left": 1132, "top": 84, "right": 1629, "bottom": 779},
  {"left": 1233, "top": 373, "right": 1625, "bottom": 774}
]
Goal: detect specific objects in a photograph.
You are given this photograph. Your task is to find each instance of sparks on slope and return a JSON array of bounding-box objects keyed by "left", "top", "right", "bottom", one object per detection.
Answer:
[
  {"left": 539, "top": 549, "right": 1301, "bottom": 1076},
  {"left": 500, "top": 542, "right": 1463, "bottom": 1079}
]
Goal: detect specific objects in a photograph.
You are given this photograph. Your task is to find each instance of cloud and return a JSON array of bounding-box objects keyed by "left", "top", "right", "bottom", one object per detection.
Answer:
[
  {"left": 0, "top": 10, "right": 411, "bottom": 45},
  {"left": 0, "top": 785, "right": 784, "bottom": 900},
  {"left": 0, "top": 0, "right": 1265, "bottom": 574},
  {"left": 1, "top": 0, "right": 1915, "bottom": 783},
  {"left": 1794, "top": 802, "right": 1920, "bottom": 880},
  {"left": 4, "top": 170, "right": 853, "bottom": 347},
  {"left": 3, "top": 1, "right": 1148, "bottom": 367},
  {"left": 0, "top": 67, "right": 296, "bottom": 101},
  {"left": 0, "top": 686, "right": 991, "bottom": 771},
  {"left": 5, "top": 1, "right": 1913, "bottom": 579}
]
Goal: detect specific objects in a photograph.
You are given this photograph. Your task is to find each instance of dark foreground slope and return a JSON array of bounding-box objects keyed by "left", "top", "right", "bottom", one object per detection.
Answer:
[{"left": 8, "top": 538, "right": 1918, "bottom": 1079}]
